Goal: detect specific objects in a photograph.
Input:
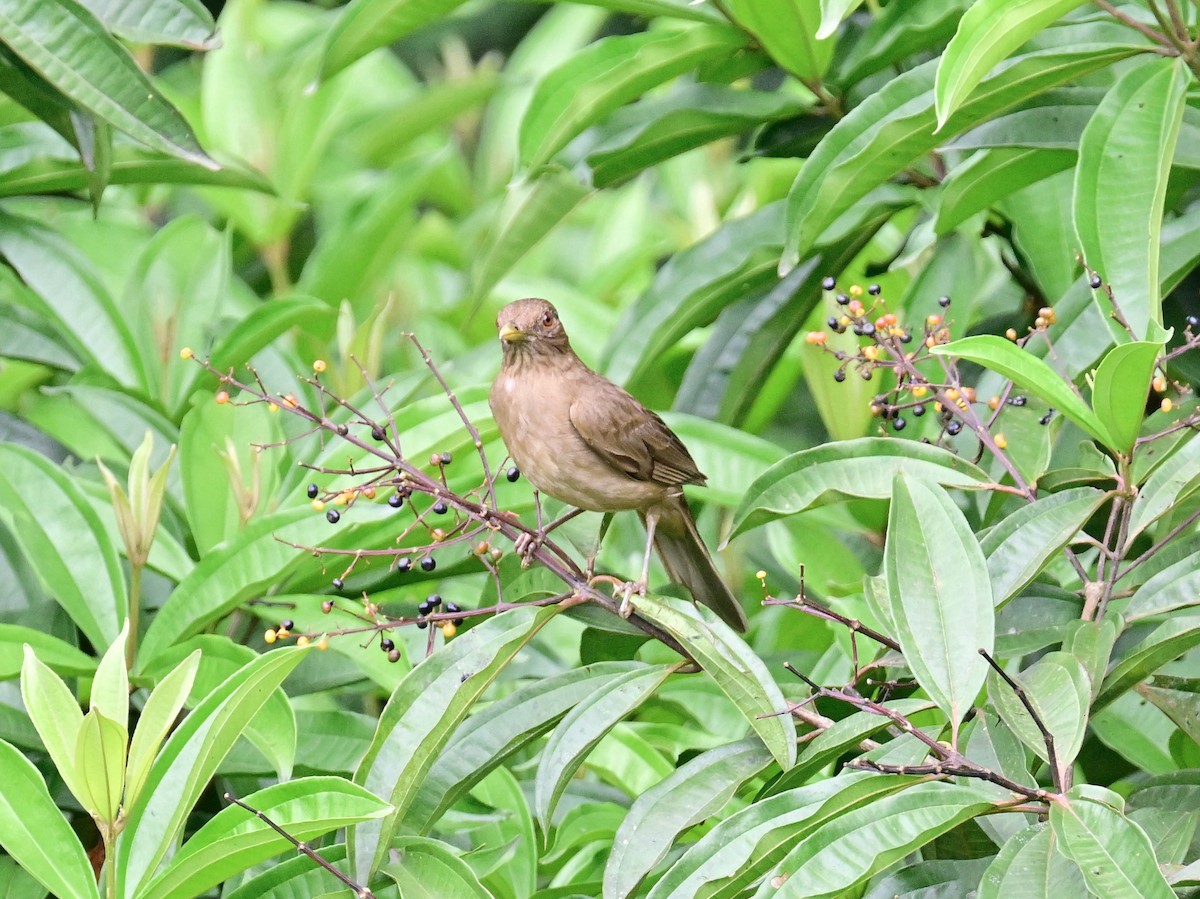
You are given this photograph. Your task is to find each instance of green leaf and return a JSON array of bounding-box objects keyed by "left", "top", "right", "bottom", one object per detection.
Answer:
[
  {"left": 1125, "top": 550, "right": 1200, "bottom": 622},
  {"left": 116, "top": 647, "right": 311, "bottom": 896},
  {"left": 930, "top": 335, "right": 1112, "bottom": 447},
  {"left": 19, "top": 646, "right": 88, "bottom": 814},
  {"left": 519, "top": 25, "right": 748, "bottom": 168},
  {"left": 351, "top": 607, "right": 557, "bottom": 882},
  {"left": 989, "top": 651, "right": 1090, "bottom": 778},
  {"left": 648, "top": 774, "right": 913, "bottom": 898},
  {"left": 1074, "top": 59, "right": 1187, "bottom": 340},
  {"left": 980, "top": 487, "right": 1106, "bottom": 606},
  {"left": 934, "top": 0, "right": 1090, "bottom": 126},
  {"left": 1051, "top": 795, "right": 1174, "bottom": 898},
  {"left": 137, "top": 777, "right": 391, "bottom": 899},
  {"left": 125, "top": 649, "right": 200, "bottom": 811},
  {"left": 886, "top": 473, "right": 992, "bottom": 730},
  {"left": 604, "top": 738, "right": 774, "bottom": 899},
  {"left": 580, "top": 84, "right": 807, "bottom": 189},
  {"left": 632, "top": 596, "right": 797, "bottom": 769},
  {"left": 0, "top": 210, "right": 146, "bottom": 390},
  {"left": 768, "top": 781, "right": 995, "bottom": 898},
  {"left": 1097, "top": 615, "right": 1200, "bottom": 710},
  {"left": 783, "top": 42, "right": 1145, "bottom": 267},
  {"left": 817, "top": 0, "right": 864, "bottom": 38},
  {"left": 1092, "top": 341, "right": 1163, "bottom": 455},
  {"left": 78, "top": 0, "right": 217, "bottom": 48},
  {"left": 724, "top": 0, "right": 831, "bottom": 79},
  {"left": 221, "top": 844, "right": 352, "bottom": 899},
  {"left": 535, "top": 663, "right": 675, "bottom": 828},
  {"left": 470, "top": 165, "right": 590, "bottom": 302},
  {"left": 834, "top": 0, "right": 970, "bottom": 89},
  {"left": 74, "top": 709, "right": 126, "bottom": 824},
  {"left": 0, "top": 445, "right": 124, "bottom": 649},
  {"left": 381, "top": 838, "right": 494, "bottom": 899},
  {"left": 90, "top": 622, "right": 129, "bottom": 733},
  {"left": 0, "top": 625, "right": 93, "bottom": 679},
  {"left": 730, "top": 437, "right": 989, "bottom": 541},
  {"left": 321, "top": 0, "right": 472, "bottom": 82},
  {"left": 406, "top": 661, "right": 644, "bottom": 834},
  {"left": 978, "top": 823, "right": 1086, "bottom": 899},
  {"left": 0, "top": 0, "right": 215, "bottom": 167},
  {"left": 936, "top": 147, "right": 1075, "bottom": 234},
  {"left": 1139, "top": 679, "right": 1200, "bottom": 750},
  {"left": 1129, "top": 432, "right": 1200, "bottom": 539},
  {"left": 0, "top": 739, "right": 97, "bottom": 899}
]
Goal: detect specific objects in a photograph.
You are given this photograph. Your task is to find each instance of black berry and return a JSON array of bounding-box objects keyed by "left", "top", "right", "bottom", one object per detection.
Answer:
[
  {"left": 446, "top": 602, "right": 464, "bottom": 626},
  {"left": 427, "top": 594, "right": 442, "bottom": 608},
  {"left": 332, "top": 577, "right": 344, "bottom": 589},
  {"left": 1007, "top": 396, "right": 1027, "bottom": 407},
  {"left": 1089, "top": 274, "right": 1103, "bottom": 289},
  {"left": 397, "top": 557, "right": 412, "bottom": 573},
  {"left": 421, "top": 557, "right": 436, "bottom": 572},
  {"left": 835, "top": 293, "right": 850, "bottom": 306},
  {"left": 868, "top": 284, "right": 881, "bottom": 296},
  {"left": 1188, "top": 315, "right": 1199, "bottom": 328},
  {"left": 326, "top": 509, "right": 341, "bottom": 524},
  {"left": 417, "top": 620, "right": 429, "bottom": 629},
  {"left": 892, "top": 417, "right": 906, "bottom": 431},
  {"left": 946, "top": 421, "right": 963, "bottom": 436},
  {"left": 380, "top": 638, "right": 395, "bottom": 652},
  {"left": 937, "top": 295, "right": 951, "bottom": 307},
  {"left": 335, "top": 423, "right": 348, "bottom": 436},
  {"left": 306, "top": 483, "right": 319, "bottom": 499},
  {"left": 371, "top": 427, "right": 385, "bottom": 441},
  {"left": 388, "top": 493, "right": 404, "bottom": 508},
  {"left": 280, "top": 619, "right": 294, "bottom": 631},
  {"left": 912, "top": 403, "right": 926, "bottom": 417},
  {"left": 506, "top": 467, "right": 520, "bottom": 482},
  {"left": 833, "top": 369, "right": 846, "bottom": 383},
  {"left": 432, "top": 501, "right": 448, "bottom": 515},
  {"left": 821, "top": 276, "right": 836, "bottom": 291},
  {"left": 439, "top": 452, "right": 453, "bottom": 465}
]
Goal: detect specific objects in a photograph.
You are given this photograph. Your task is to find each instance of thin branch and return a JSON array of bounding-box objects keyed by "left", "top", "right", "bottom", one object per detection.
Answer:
[
  {"left": 224, "top": 792, "right": 375, "bottom": 899},
  {"left": 978, "top": 649, "right": 1062, "bottom": 794}
]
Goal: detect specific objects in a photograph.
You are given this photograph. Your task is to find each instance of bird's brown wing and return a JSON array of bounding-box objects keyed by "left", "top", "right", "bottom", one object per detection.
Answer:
[{"left": 568, "top": 375, "right": 705, "bottom": 488}]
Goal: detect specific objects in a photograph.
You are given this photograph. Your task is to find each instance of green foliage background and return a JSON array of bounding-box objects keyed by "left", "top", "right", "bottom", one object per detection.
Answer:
[{"left": 2, "top": 0, "right": 1200, "bottom": 896}]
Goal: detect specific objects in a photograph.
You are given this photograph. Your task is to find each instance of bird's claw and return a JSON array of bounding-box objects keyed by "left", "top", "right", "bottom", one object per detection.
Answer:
[
  {"left": 514, "top": 531, "right": 543, "bottom": 568},
  {"left": 618, "top": 580, "right": 646, "bottom": 619}
]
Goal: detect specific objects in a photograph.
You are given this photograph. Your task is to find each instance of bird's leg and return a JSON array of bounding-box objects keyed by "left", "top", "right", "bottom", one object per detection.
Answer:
[
  {"left": 585, "top": 512, "right": 614, "bottom": 579},
  {"left": 619, "top": 509, "right": 657, "bottom": 619}
]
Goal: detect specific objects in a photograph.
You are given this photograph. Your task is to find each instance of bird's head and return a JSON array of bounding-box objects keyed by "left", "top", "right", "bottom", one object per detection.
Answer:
[{"left": 495, "top": 298, "right": 571, "bottom": 356}]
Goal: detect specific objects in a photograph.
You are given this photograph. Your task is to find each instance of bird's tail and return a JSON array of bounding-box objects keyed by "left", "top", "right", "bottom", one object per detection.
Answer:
[{"left": 644, "top": 498, "right": 748, "bottom": 633}]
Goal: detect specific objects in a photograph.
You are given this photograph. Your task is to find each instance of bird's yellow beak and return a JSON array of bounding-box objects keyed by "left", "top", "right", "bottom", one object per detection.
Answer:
[{"left": 498, "top": 322, "right": 525, "bottom": 343}]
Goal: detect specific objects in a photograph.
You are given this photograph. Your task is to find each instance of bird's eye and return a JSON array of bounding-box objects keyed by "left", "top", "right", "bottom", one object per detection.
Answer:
[{"left": 541, "top": 312, "right": 556, "bottom": 328}]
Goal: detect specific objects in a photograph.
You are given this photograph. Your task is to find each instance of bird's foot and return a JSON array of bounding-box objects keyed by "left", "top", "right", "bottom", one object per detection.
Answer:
[
  {"left": 514, "top": 530, "right": 543, "bottom": 568},
  {"left": 617, "top": 579, "right": 647, "bottom": 619}
]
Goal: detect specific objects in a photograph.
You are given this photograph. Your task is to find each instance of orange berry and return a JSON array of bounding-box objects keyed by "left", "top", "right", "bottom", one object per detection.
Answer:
[
  {"left": 805, "top": 331, "right": 828, "bottom": 345},
  {"left": 1152, "top": 376, "right": 1167, "bottom": 393},
  {"left": 1006, "top": 328, "right": 1018, "bottom": 341},
  {"left": 848, "top": 300, "right": 864, "bottom": 316},
  {"left": 988, "top": 396, "right": 1000, "bottom": 410},
  {"left": 316, "top": 637, "right": 329, "bottom": 650},
  {"left": 282, "top": 394, "right": 298, "bottom": 408},
  {"left": 363, "top": 486, "right": 376, "bottom": 499},
  {"left": 1161, "top": 397, "right": 1174, "bottom": 413},
  {"left": 962, "top": 387, "right": 976, "bottom": 403},
  {"left": 215, "top": 390, "right": 230, "bottom": 405},
  {"left": 926, "top": 314, "right": 942, "bottom": 327}
]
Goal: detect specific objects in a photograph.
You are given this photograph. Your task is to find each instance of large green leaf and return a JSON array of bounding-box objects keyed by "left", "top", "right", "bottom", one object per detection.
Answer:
[
  {"left": 936, "top": 147, "right": 1075, "bottom": 234},
  {"left": 535, "top": 663, "right": 675, "bottom": 828},
  {"left": 1051, "top": 793, "right": 1175, "bottom": 898},
  {"left": 989, "top": 651, "right": 1090, "bottom": 781},
  {"left": 604, "top": 738, "right": 774, "bottom": 899},
  {"left": 519, "top": 25, "right": 748, "bottom": 168},
  {"left": 1097, "top": 615, "right": 1200, "bottom": 710},
  {"left": 405, "top": 661, "right": 645, "bottom": 834},
  {"left": 930, "top": 335, "right": 1112, "bottom": 447},
  {"left": 321, "top": 0, "right": 473, "bottom": 81},
  {"left": 1124, "top": 550, "right": 1200, "bottom": 622},
  {"left": 1074, "top": 58, "right": 1187, "bottom": 341},
  {"left": 116, "top": 647, "right": 311, "bottom": 896},
  {"left": 1128, "top": 431, "right": 1200, "bottom": 539},
  {"left": 724, "top": 0, "right": 831, "bottom": 80},
  {"left": 1091, "top": 341, "right": 1163, "bottom": 455},
  {"left": 729, "top": 437, "right": 989, "bottom": 541},
  {"left": 78, "top": 0, "right": 217, "bottom": 48},
  {"left": 633, "top": 596, "right": 797, "bottom": 769},
  {"left": 980, "top": 487, "right": 1106, "bottom": 606},
  {"left": 0, "top": 739, "right": 98, "bottom": 899},
  {"left": 935, "top": 0, "right": 1091, "bottom": 125},
  {"left": 978, "top": 823, "right": 1086, "bottom": 899},
  {"left": 766, "top": 781, "right": 995, "bottom": 898},
  {"left": 783, "top": 42, "right": 1146, "bottom": 267},
  {"left": 886, "top": 473, "right": 993, "bottom": 731},
  {"left": 350, "top": 607, "right": 557, "bottom": 882},
  {"left": 0, "top": 0, "right": 215, "bottom": 167},
  {"left": 136, "top": 778, "right": 390, "bottom": 899},
  {"left": 0, "top": 624, "right": 93, "bottom": 679},
  {"left": 0, "top": 444, "right": 124, "bottom": 649}
]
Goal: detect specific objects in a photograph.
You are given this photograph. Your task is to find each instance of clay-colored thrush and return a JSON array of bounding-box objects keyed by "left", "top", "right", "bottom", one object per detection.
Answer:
[{"left": 489, "top": 298, "right": 748, "bottom": 632}]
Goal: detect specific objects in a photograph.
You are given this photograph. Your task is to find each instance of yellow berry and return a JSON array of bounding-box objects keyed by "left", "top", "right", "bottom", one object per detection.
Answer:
[
  {"left": 755, "top": 569, "right": 767, "bottom": 580},
  {"left": 988, "top": 396, "right": 1000, "bottom": 410},
  {"left": 264, "top": 629, "right": 277, "bottom": 644},
  {"left": 490, "top": 548, "right": 503, "bottom": 561},
  {"left": 313, "top": 359, "right": 327, "bottom": 373},
  {"left": 180, "top": 347, "right": 193, "bottom": 360},
  {"left": 215, "top": 390, "right": 230, "bottom": 405},
  {"left": 296, "top": 635, "right": 310, "bottom": 647},
  {"left": 839, "top": 315, "right": 852, "bottom": 327},
  {"left": 441, "top": 622, "right": 457, "bottom": 638},
  {"left": 337, "top": 490, "right": 353, "bottom": 505},
  {"left": 1035, "top": 316, "right": 1047, "bottom": 330},
  {"left": 316, "top": 637, "right": 329, "bottom": 650},
  {"left": 1152, "top": 376, "right": 1167, "bottom": 393},
  {"left": 995, "top": 434, "right": 1008, "bottom": 449},
  {"left": 912, "top": 385, "right": 928, "bottom": 398},
  {"left": 268, "top": 403, "right": 279, "bottom": 413},
  {"left": 862, "top": 345, "right": 879, "bottom": 361},
  {"left": 431, "top": 528, "right": 446, "bottom": 542},
  {"left": 925, "top": 337, "right": 937, "bottom": 348},
  {"left": 805, "top": 331, "right": 828, "bottom": 345},
  {"left": 849, "top": 284, "right": 863, "bottom": 297},
  {"left": 1038, "top": 306, "right": 1057, "bottom": 325},
  {"left": 282, "top": 394, "right": 298, "bottom": 408},
  {"left": 1006, "top": 328, "right": 1018, "bottom": 341},
  {"left": 1162, "top": 397, "right": 1174, "bottom": 413},
  {"left": 474, "top": 541, "right": 490, "bottom": 555},
  {"left": 311, "top": 499, "right": 325, "bottom": 511}
]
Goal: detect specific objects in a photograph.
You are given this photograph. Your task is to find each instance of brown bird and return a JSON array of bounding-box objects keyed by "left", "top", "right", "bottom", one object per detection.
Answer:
[{"left": 489, "top": 297, "right": 748, "bottom": 632}]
